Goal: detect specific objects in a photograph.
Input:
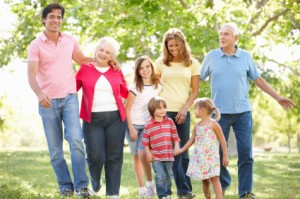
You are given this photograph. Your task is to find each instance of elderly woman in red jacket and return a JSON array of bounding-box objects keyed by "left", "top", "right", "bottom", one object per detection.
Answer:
[{"left": 76, "top": 37, "right": 128, "bottom": 199}]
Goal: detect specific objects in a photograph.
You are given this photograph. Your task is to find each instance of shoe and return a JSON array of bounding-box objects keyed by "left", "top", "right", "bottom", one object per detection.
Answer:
[
  {"left": 106, "top": 195, "right": 120, "bottom": 199},
  {"left": 145, "top": 186, "right": 155, "bottom": 198},
  {"left": 90, "top": 188, "right": 101, "bottom": 196},
  {"left": 241, "top": 193, "right": 256, "bottom": 199},
  {"left": 75, "top": 187, "right": 91, "bottom": 197},
  {"left": 178, "top": 192, "right": 195, "bottom": 199},
  {"left": 139, "top": 187, "right": 147, "bottom": 198},
  {"left": 60, "top": 189, "right": 74, "bottom": 197}
]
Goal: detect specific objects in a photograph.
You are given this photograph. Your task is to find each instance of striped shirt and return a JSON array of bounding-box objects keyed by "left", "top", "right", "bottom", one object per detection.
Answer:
[{"left": 142, "top": 116, "right": 180, "bottom": 161}]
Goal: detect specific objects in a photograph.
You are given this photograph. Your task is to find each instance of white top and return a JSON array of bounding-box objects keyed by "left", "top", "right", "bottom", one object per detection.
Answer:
[
  {"left": 92, "top": 67, "right": 118, "bottom": 112},
  {"left": 130, "top": 84, "right": 162, "bottom": 125}
]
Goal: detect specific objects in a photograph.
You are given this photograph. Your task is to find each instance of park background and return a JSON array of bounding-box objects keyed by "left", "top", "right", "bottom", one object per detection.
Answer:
[{"left": 0, "top": 0, "right": 299, "bottom": 198}]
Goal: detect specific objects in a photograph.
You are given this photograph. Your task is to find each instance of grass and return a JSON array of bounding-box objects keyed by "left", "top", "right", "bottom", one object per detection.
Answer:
[{"left": 0, "top": 149, "right": 299, "bottom": 199}]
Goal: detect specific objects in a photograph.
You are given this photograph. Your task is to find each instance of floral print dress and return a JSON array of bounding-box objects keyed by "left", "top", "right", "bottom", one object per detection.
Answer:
[{"left": 186, "top": 122, "right": 220, "bottom": 180}]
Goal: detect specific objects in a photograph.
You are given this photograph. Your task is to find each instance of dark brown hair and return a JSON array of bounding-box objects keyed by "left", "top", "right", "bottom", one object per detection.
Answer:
[
  {"left": 41, "top": 3, "right": 65, "bottom": 26},
  {"left": 134, "top": 55, "right": 159, "bottom": 92}
]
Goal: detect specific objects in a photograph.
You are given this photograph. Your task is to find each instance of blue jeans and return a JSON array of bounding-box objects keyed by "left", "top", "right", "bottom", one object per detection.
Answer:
[
  {"left": 218, "top": 111, "right": 253, "bottom": 197},
  {"left": 82, "top": 111, "right": 126, "bottom": 196},
  {"left": 152, "top": 161, "right": 173, "bottom": 199},
  {"left": 125, "top": 124, "right": 145, "bottom": 155},
  {"left": 38, "top": 93, "right": 88, "bottom": 192},
  {"left": 167, "top": 112, "right": 192, "bottom": 195}
]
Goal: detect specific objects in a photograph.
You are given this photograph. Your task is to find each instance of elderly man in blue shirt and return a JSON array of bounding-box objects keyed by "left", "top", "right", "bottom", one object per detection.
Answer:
[{"left": 199, "top": 22, "right": 295, "bottom": 198}]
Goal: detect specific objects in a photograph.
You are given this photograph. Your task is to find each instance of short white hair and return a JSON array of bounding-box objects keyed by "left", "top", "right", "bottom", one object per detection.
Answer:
[
  {"left": 221, "top": 22, "right": 240, "bottom": 36},
  {"left": 94, "top": 37, "right": 120, "bottom": 59}
]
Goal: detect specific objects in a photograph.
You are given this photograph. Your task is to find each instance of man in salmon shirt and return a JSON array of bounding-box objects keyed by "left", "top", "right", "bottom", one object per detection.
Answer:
[{"left": 27, "top": 3, "right": 93, "bottom": 197}]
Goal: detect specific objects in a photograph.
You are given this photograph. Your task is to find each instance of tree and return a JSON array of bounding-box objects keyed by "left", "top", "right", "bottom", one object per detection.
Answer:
[{"left": 1, "top": 0, "right": 299, "bottom": 148}]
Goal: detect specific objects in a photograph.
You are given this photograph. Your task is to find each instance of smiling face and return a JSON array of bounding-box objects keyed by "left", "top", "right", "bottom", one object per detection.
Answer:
[
  {"left": 167, "top": 39, "right": 182, "bottom": 59},
  {"left": 42, "top": 9, "right": 62, "bottom": 33},
  {"left": 219, "top": 25, "right": 238, "bottom": 49},
  {"left": 154, "top": 102, "right": 167, "bottom": 119},
  {"left": 94, "top": 42, "right": 114, "bottom": 66},
  {"left": 138, "top": 59, "right": 153, "bottom": 81}
]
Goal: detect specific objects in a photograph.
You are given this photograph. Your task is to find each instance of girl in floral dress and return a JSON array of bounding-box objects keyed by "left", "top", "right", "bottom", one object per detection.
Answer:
[{"left": 175, "top": 98, "right": 229, "bottom": 199}]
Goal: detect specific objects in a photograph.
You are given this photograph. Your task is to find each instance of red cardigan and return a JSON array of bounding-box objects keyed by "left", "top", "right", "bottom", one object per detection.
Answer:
[{"left": 76, "top": 63, "right": 128, "bottom": 123}]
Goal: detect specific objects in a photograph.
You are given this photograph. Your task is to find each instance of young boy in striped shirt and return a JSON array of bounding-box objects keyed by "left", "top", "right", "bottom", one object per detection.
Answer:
[{"left": 142, "top": 96, "right": 181, "bottom": 199}]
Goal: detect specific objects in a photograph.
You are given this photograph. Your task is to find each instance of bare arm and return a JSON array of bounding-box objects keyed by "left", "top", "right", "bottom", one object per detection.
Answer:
[
  {"left": 254, "top": 77, "right": 295, "bottom": 109},
  {"left": 72, "top": 50, "right": 93, "bottom": 65},
  {"left": 125, "top": 92, "right": 138, "bottom": 141},
  {"left": 27, "top": 61, "right": 51, "bottom": 108},
  {"left": 144, "top": 146, "right": 154, "bottom": 162},
  {"left": 212, "top": 121, "right": 229, "bottom": 167},
  {"left": 174, "top": 125, "right": 196, "bottom": 156},
  {"left": 176, "top": 75, "right": 200, "bottom": 124}
]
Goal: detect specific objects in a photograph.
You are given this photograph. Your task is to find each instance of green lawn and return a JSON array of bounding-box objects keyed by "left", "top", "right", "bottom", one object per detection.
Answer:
[{"left": 0, "top": 149, "right": 299, "bottom": 199}]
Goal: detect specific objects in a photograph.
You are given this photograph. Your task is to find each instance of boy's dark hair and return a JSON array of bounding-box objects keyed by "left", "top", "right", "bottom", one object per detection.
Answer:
[
  {"left": 41, "top": 3, "right": 65, "bottom": 25},
  {"left": 148, "top": 96, "right": 167, "bottom": 118}
]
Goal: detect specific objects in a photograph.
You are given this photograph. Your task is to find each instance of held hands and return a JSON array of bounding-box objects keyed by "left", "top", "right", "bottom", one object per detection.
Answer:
[{"left": 174, "top": 148, "right": 182, "bottom": 156}]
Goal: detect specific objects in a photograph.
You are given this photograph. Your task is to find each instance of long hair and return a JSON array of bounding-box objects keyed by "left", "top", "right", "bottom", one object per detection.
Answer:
[
  {"left": 194, "top": 98, "right": 221, "bottom": 121},
  {"left": 134, "top": 55, "right": 159, "bottom": 92},
  {"left": 161, "top": 28, "right": 192, "bottom": 67}
]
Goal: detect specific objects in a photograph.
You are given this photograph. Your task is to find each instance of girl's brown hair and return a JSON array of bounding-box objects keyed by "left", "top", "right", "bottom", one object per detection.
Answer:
[
  {"left": 148, "top": 96, "right": 167, "bottom": 118},
  {"left": 134, "top": 55, "right": 159, "bottom": 92},
  {"left": 162, "top": 28, "right": 192, "bottom": 67},
  {"left": 194, "top": 98, "right": 221, "bottom": 121}
]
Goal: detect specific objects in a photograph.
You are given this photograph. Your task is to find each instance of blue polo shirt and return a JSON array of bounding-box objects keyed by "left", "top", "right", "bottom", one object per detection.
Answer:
[{"left": 200, "top": 47, "right": 260, "bottom": 114}]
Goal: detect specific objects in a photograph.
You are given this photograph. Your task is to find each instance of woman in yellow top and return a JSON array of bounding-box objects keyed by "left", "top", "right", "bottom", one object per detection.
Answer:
[{"left": 155, "top": 28, "right": 200, "bottom": 198}]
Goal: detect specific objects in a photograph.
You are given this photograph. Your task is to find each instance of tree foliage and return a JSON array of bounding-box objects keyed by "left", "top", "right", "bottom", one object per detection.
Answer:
[{"left": 0, "top": 0, "right": 299, "bottom": 147}]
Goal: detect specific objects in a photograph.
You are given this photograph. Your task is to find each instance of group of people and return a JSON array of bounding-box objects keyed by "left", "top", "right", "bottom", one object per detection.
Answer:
[{"left": 27, "top": 3, "right": 295, "bottom": 199}]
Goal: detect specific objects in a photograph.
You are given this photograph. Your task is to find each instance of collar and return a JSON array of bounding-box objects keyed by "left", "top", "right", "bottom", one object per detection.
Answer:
[
  {"left": 40, "top": 31, "right": 64, "bottom": 42},
  {"left": 150, "top": 116, "right": 168, "bottom": 123},
  {"left": 218, "top": 45, "right": 241, "bottom": 57}
]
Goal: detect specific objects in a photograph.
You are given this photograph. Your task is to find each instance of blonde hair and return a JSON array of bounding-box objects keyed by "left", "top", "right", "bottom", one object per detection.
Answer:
[
  {"left": 194, "top": 98, "right": 221, "bottom": 121},
  {"left": 148, "top": 96, "right": 167, "bottom": 118},
  {"left": 161, "top": 28, "right": 192, "bottom": 67},
  {"left": 134, "top": 55, "right": 159, "bottom": 92},
  {"left": 94, "top": 37, "right": 120, "bottom": 59}
]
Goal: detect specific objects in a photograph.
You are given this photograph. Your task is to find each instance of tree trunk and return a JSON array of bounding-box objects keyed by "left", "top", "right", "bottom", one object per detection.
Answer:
[
  {"left": 297, "top": 133, "right": 300, "bottom": 153},
  {"left": 288, "top": 135, "right": 291, "bottom": 153}
]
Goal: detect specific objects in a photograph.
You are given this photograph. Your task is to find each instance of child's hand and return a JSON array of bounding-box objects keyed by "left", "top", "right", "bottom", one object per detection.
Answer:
[
  {"left": 129, "top": 127, "right": 138, "bottom": 141},
  {"left": 174, "top": 148, "right": 182, "bottom": 156},
  {"left": 146, "top": 153, "right": 154, "bottom": 162},
  {"left": 222, "top": 155, "right": 229, "bottom": 167}
]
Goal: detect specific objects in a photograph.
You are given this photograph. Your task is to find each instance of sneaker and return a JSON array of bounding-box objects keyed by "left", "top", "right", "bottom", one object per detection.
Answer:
[
  {"left": 241, "top": 193, "right": 256, "bottom": 199},
  {"left": 60, "top": 189, "right": 74, "bottom": 197},
  {"left": 106, "top": 195, "right": 120, "bottom": 199},
  {"left": 75, "top": 187, "right": 91, "bottom": 198},
  {"left": 139, "top": 187, "right": 147, "bottom": 198},
  {"left": 145, "top": 186, "right": 155, "bottom": 198},
  {"left": 178, "top": 192, "right": 195, "bottom": 199}
]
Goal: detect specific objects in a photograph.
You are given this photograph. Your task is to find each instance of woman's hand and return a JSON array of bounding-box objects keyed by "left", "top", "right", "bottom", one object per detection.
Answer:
[{"left": 175, "top": 108, "right": 188, "bottom": 124}]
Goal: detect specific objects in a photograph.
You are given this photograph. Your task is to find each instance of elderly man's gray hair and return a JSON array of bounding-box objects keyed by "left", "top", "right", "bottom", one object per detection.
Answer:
[{"left": 221, "top": 22, "right": 240, "bottom": 36}]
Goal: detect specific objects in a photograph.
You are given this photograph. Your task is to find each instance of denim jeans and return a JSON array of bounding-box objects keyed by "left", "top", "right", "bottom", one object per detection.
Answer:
[
  {"left": 125, "top": 124, "right": 145, "bottom": 155},
  {"left": 152, "top": 161, "right": 173, "bottom": 199},
  {"left": 82, "top": 111, "right": 126, "bottom": 196},
  {"left": 38, "top": 93, "right": 88, "bottom": 192},
  {"left": 218, "top": 111, "right": 253, "bottom": 197},
  {"left": 166, "top": 112, "right": 192, "bottom": 195}
]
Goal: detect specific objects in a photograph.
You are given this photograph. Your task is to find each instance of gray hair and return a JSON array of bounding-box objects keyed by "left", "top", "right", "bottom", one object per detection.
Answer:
[
  {"left": 220, "top": 22, "right": 240, "bottom": 36},
  {"left": 94, "top": 37, "right": 120, "bottom": 59}
]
